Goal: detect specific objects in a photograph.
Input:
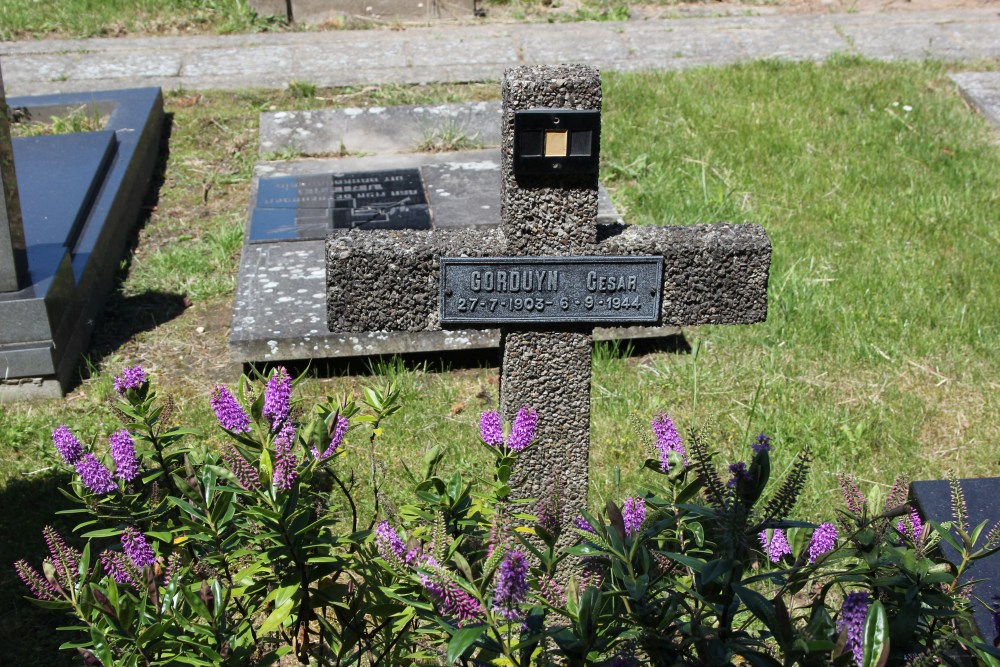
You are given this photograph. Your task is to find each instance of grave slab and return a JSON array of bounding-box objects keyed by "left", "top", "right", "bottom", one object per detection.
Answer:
[
  {"left": 911, "top": 478, "right": 1000, "bottom": 646},
  {"left": 950, "top": 72, "right": 1000, "bottom": 129},
  {"left": 0, "top": 85, "right": 164, "bottom": 401},
  {"left": 259, "top": 101, "right": 501, "bottom": 156},
  {"left": 230, "top": 149, "right": 672, "bottom": 363}
]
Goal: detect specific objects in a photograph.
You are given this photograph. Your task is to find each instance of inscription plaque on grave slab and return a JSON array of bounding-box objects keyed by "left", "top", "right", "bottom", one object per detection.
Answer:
[
  {"left": 439, "top": 256, "right": 662, "bottom": 325},
  {"left": 250, "top": 168, "right": 431, "bottom": 243}
]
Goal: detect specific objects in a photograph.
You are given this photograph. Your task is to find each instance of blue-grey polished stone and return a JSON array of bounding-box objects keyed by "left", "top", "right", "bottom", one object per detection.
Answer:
[{"left": 0, "top": 87, "right": 164, "bottom": 398}]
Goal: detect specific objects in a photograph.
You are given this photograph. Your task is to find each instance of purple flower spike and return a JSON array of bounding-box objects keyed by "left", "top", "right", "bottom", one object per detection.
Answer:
[
  {"left": 312, "top": 414, "right": 348, "bottom": 461},
  {"left": 14, "top": 560, "right": 57, "bottom": 600},
  {"left": 652, "top": 413, "right": 686, "bottom": 471},
  {"left": 808, "top": 523, "right": 838, "bottom": 563},
  {"left": 113, "top": 365, "right": 146, "bottom": 395},
  {"left": 506, "top": 407, "right": 537, "bottom": 452},
  {"left": 42, "top": 526, "right": 80, "bottom": 586},
  {"left": 121, "top": 527, "right": 156, "bottom": 568},
  {"left": 838, "top": 592, "right": 870, "bottom": 665},
  {"left": 753, "top": 433, "right": 772, "bottom": 454},
  {"left": 100, "top": 550, "right": 139, "bottom": 588},
  {"left": 109, "top": 430, "right": 139, "bottom": 482},
  {"left": 493, "top": 549, "right": 529, "bottom": 621},
  {"left": 898, "top": 509, "right": 923, "bottom": 542},
  {"left": 574, "top": 515, "right": 597, "bottom": 534},
  {"left": 263, "top": 366, "right": 292, "bottom": 431},
  {"left": 622, "top": 496, "right": 646, "bottom": 537},
  {"left": 479, "top": 410, "right": 504, "bottom": 447},
  {"left": 75, "top": 453, "right": 117, "bottom": 495},
  {"left": 221, "top": 444, "right": 260, "bottom": 490},
  {"left": 420, "top": 567, "right": 485, "bottom": 627},
  {"left": 726, "top": 461, "right": 751, "bottom": 489},
  {"left": 838, "top": 474, "right": 867, "bottom": 514},
  {"left": 759, "top": 529, "right": 791, "bottom": 563},
  {"left": 272, "top": 421, "right": 298, "bottom": 490},
  {"left": 52, "top": 425, "right": 84, "bottom": 465},
  {"left": 374, "top": 521, "right": 407, "bottom": 565},
  {"left": 211, "top": 385, "right": 251, "bottom": 433}
]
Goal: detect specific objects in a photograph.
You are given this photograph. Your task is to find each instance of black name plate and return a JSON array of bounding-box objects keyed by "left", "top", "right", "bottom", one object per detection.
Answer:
[{"left": 439, "top": 256, "right": 663, "bottom": 326}]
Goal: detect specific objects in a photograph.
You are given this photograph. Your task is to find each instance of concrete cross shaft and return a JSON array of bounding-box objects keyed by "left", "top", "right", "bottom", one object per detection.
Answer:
[
  {"left": 0, "top": 61, "right": 28, "bottom": 293},
  {"left": 326, "top": 64, "right": 771, "bottom": 525}
]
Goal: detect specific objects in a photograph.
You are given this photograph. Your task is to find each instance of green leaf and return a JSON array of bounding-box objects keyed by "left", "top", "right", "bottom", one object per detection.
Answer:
[
  {"left": 735, "top": 585, "right": 787, "bottom": 647},
  {"left": 258, "top": 598, "right": 295, "bottom": 635},
  {"left": 447, "top": 472, "right": 462, "bottom": 501},
  {"left": 661, "top": 551, "right": 707, "bottom": 572},
  {"left": 861, "top": 600, "right": 890, "bottom": 667},
  {"left": 932, "top": 521, "right": 964, "bottom": 553},
  {"left": 79, "top": 527, "right": 123, "bottom": 539},
  {"left": 447, "top": 625, "right": 485, "bottom": 664},
  {"left": 166, "top": 496, "right": 207, "bottom": 522},
  {"left": 699, "top": 559, "right": 732, "bottom": 587}
]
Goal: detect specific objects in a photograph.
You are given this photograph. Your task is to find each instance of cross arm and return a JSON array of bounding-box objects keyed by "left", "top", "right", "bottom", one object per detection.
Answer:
[
  {"left": 325, "top": 222, "right": 770, "bottom": 333},
  {"left": 599, "top": 222, "right": 770, "bottom": 326},
  {"left": 327, "top": 227, "right": 501, "bottom": 332}
]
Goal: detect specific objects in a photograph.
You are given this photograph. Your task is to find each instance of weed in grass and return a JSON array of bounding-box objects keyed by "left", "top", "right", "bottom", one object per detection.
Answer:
[
  {"left": 9, "top": 104, "right": 106, "bottom": 137},
  {"left": 415, "top": 120, "right": 484, "bottom": 152},
  {"left": 260, "top": 144, "right": 305, "bottom": 160},
  {"left": 574, "top": 0, "right": 630, "bottom": 21},
  {"left": 287, "top": 80, "right": 318, "bottom": 99}
]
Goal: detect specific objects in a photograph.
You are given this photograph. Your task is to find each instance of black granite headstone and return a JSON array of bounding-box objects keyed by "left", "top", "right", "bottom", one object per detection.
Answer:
[
  {"left": 911, "top": 477, "right": 1000, "bottom": 646},
  {"left": 14, "top": 131, "right": 116, "bottom": 285},
  {"left": 0, "top": 65, "right": 27, "bottom": 293},
  {"left": 0, "top": 86, "right": 164, "bottom": 400}
]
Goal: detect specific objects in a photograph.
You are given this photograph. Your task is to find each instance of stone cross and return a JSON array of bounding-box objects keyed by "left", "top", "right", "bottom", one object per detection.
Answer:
[
  {"left": 0, "top": 61, "right": 27, "bottom": 293},
  {"left": 327, "top": 64, "right": 770, "bottom": 524}
]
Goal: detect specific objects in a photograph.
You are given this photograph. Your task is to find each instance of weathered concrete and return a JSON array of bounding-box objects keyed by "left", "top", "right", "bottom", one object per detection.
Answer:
[
  {"left": 259, "top": 101, "right": 501, "bottom": 156},
  {"left": 249, "top": 0, "right": 477, "bottom": 24},
  {"left": 2, "top": 9, "right": 998, "bottom": 95},
  {"left": 911, "top": 478, "right": 1000, "bottom": 646},
  {"left": 950, "top": 72, "right": 1000, "bottom": 129}
]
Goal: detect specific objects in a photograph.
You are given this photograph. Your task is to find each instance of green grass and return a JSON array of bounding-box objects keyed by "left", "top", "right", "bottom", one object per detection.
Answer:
[
  {"left": 1, "top": 60, "right": 999, "bottom": 663},
  {"left": 0, "top": 0, "right": 282, "bottom": 40}
]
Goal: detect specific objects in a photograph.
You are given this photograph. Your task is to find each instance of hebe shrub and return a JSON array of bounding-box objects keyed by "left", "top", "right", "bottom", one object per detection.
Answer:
[{"left": 14, "top": 366, "right": 1000, "bottom": 666}]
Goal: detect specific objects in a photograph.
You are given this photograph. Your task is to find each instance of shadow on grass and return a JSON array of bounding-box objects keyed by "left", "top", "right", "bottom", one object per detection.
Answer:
[
  {"left": 0, "top": 473, "right": 78, "bottom": 666},
  {"left": 247, "top": 332, "right": 692, "bottom": 379},
  {"left": 86, "top": 289, "right": 189, "bottom": 362}
]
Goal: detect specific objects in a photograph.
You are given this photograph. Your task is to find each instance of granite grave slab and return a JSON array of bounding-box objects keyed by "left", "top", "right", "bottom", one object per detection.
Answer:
[
  {"left": 0, "top": 72, "right": 164, "bottom": 401},
  {"left": 231, "top": 108, "right": 675, "bottom": 363},
  {"left": 259, "top": 101, "right": 501, "bottom": 157}
]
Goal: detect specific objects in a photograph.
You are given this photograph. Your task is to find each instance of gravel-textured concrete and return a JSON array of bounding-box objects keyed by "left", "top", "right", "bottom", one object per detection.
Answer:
[
  {"left": 325, "top": 66, "right": 770, "bottom": 533},
  {"left": 1, "top": 9, "right": 998, "bottom": 95},
  {"left": 498, "top": 65, "right": 599, "bottom": 521}
]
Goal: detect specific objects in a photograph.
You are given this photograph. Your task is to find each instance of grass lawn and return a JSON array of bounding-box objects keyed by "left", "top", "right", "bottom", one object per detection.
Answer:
[{"left": 1, "top": 58, "right": 998, "bottom": 663}]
